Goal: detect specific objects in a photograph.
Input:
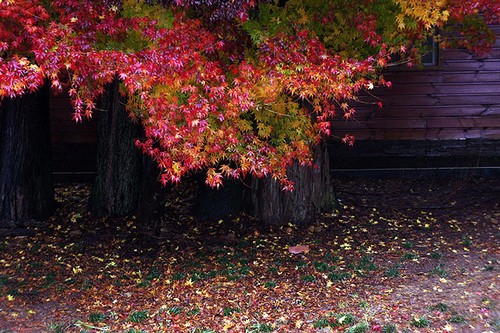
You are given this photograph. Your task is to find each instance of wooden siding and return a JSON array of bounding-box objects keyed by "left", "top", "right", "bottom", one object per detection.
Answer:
[
  {"left": 50, "top": 92, "right": 97, "bottom": 172},
  {"left": 332, "top": 25, "right": 500, "bottom": 141}
]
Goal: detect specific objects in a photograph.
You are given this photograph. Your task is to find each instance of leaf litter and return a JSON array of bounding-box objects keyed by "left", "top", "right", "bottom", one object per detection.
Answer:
[{"left": 0, "top": 177, "right": 498, "bottom": 332}]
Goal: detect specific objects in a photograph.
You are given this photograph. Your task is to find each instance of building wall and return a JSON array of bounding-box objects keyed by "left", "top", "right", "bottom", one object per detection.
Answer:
[
  {"left": 50, "top": 92, "right": 97, "bottom": 174},
  {"left": 329, "top": 25, "right": 500, "bottom": 170},
  {"left": 331, "top": 25, "right": 500, "bottom": 141}
]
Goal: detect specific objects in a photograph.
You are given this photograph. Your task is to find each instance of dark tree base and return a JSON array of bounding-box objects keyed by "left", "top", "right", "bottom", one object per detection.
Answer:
[
  {"left": 249, "top": 141, "right": 335, "bottom": 226},
  {"left": 0, "top": 228, "right": 36, "bottom": 237},
  {"left": 136, "top": 158, "right": 171, "bottom": 235},
  {"left": 0, "top": 86, "right": 53, "bottom": 229}
]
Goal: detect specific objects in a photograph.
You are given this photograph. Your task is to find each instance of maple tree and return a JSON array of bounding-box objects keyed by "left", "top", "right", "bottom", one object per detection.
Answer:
[{"left": 1, "top": 0, "right": 498, "bottom": 192}]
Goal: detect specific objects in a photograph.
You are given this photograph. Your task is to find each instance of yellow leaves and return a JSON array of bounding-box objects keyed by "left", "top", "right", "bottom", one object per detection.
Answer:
[
  {"left": 394, "top": 0, "right": 449, "bottom": 30},
  {"left": 443, "top": 323, "right": 454, "bottom": 332},
  {"left": 296, "top": 8, "right": 309, "bottom": 25},
  {"left": 7, "top": 294, "right": 15, "bottom": 301},
  {"left": 396, "top": 14, "right": 406, "bottom": 30},
  {"left": 433, "top": 285, "right": 443, "bottom": 292},
  {"left": 340, "top": 242, "right": 352, "bottom": 250},
  {"left": 222, "top": 321, "right": 233, "bottom": 332},
  {"left": 72, "top": 266, "right": 83, "bottom": 274},
  {"left": 257, "top": 123, "right": 272, "bottom": 139}
]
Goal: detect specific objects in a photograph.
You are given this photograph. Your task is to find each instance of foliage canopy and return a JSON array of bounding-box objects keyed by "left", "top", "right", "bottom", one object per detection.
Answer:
[{"left": 1, "top": 0, "right": 498, "bottom": 187}]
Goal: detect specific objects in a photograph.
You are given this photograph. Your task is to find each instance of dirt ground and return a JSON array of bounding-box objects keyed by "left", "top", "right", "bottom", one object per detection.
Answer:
[{"left": 0, "top": 175, "right": 498, "bottom": 333}]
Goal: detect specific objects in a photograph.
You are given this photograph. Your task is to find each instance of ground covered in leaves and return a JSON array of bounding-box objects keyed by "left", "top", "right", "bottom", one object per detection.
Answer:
[{"left": 0, "top": 176, "right": 499, "bottom": 333}]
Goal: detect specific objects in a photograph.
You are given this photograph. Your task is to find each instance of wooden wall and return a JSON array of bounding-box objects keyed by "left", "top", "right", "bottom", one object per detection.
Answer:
[
  {"left": 331, "top": 25, "right": 500, "bottom": 141},
  {"left": 50, "top": 93, "right": 97, "bottom": 173}
]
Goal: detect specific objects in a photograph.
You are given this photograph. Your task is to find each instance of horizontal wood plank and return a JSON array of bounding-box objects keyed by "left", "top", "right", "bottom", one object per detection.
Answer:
[
  {"left": 51, "top": 131, "right": 97, "bottom": 144},
  {"left": 351, "top": 106, "right": 500, "bottom": 118},
  {"left": 333, "top": 128, "right": 500, "bottom": 140}
]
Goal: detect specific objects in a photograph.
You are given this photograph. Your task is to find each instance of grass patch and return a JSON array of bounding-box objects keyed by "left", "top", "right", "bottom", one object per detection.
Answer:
[
  {"left": 384, "top": 265, "right": 400, "bottom": 278},
  {"left": 430, "top": 251, "right": 442, "bottom": 260},
  {"left": 433, "top": 302, "right": 449, "bottom": 312},
  {"left": 313, "top": 317, "right": 330, "bottom": 328},
  {"left": 172, "top": 272, "right": 185, "bottom": 281},
  {"left": 246, "top": 322, "right": 273, "bottom": 332},
  {"left": 168, "top": 306, "right": 183, "bottom": 315},
  {"left": 410, "top": 316, "right": 430, "bottom": 328},
  {"left": 0, "top": 275, "right": 9, "bottom": 287},
  {"left": 138, "top": 266, "right": 161, "bottom": 287},
  {"left": 223, "top": 307, "right": 241, "bottom": 316},
  {"left": 325, "top": 252, "right": 340, "bottom": 262},
  {"left": 489, "top": 318, "right": 500, "bottom": 330},
  {"left": 43, "top": 273, "right": 56, "bottom": 288},
  {"left": 345, "top": 321, "right": 369, "bottom": 333},
  {"left": 187, "top": 307, "right": 201, "bottom": 316},
  {"left": 328, "top": 271, "right": 351, "bottom": 281},
  {"left": 264, "top": 280, "right": 277, "bottom": 289},
  {"left": 402, "top": 241, "right": 414, "bottom": 249},
  {"left": 47, "top": 323, "right": 67, "bottom": 333},
  {"left": 331, "top": 313, "right": 357, "bottom": 327},
  {"left": 382, "top": 323, "right": 397, "bottom": 333},
  {"left": 82, "top": 279, "right": 93, "bottom": 290},
  {"left": 431, "top": 264, "right": 447, "bottom": 277},
  {"left": 401, "top": 252, "right": 419, "bottom": 261},
  {"left": 88, "top": 312, "right": 105, "bottom": 323},
  {"left": 295, "top": 261, "right": 307, "bottom": 269},
  {"left": 301, "top": 274, "right": 315, "bottom": 283},
  {"left": 190, "top": 270, "right": 217, "bottom": 283},
  {"left": 356, "top": 256, "right": 378, "bottom": 273},
  {"left": 314, "top": 261, "right": 331, "bottom": 272},
  {"left": 449, "top": 315, "right": 467, "bottom": 324},
  {"left": 127, "top": 310, "right": 148, "bottom": 323},
  {"left": 461, "top": 236, "right": 472, "bottom": 247}
]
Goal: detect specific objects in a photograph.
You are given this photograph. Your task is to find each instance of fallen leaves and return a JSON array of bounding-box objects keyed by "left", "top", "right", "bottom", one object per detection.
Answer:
[
  {"left": 0, "top": 179, "right": 498, "bottom": 332},
  {"left": 288, "top": 245, "right": 310, "bottom": 254}
]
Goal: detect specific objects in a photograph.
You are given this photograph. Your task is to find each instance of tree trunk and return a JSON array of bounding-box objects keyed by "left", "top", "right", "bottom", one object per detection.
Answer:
[
  {"left": 0, "top": 86, "right": 53, "bottom": 233},
  {"left": 89, "top": 81, "right": 143, "bottom": 216},
  {"left": 136, "top": 157, "right": 170, "bottom": 235},
  {"left": 249, "top": 141, "right": 334, "bottom": 225}
]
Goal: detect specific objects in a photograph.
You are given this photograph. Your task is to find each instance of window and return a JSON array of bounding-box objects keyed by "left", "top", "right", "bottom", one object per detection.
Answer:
[{"left": 420, "top": 36, "right": 439, "bottom": 66}]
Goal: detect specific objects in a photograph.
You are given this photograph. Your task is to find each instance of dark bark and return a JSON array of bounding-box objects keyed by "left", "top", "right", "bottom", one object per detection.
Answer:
[
  {"left": 249, "top": 141, "right": 335, "bottom": 225},
  {"left": 136, "top": 157, "right": 170, "bottom": 235},
  {"left": 89, "top": 81, "right": 143, "bottom": 216},
  {"left": 0, "top": 86, "right": 53, "bottom": 232}
]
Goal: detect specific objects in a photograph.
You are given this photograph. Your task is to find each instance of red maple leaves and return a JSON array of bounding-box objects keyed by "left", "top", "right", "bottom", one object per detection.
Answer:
[{"left": 1, "top": 0, "right": 498, "bottom": 187}]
